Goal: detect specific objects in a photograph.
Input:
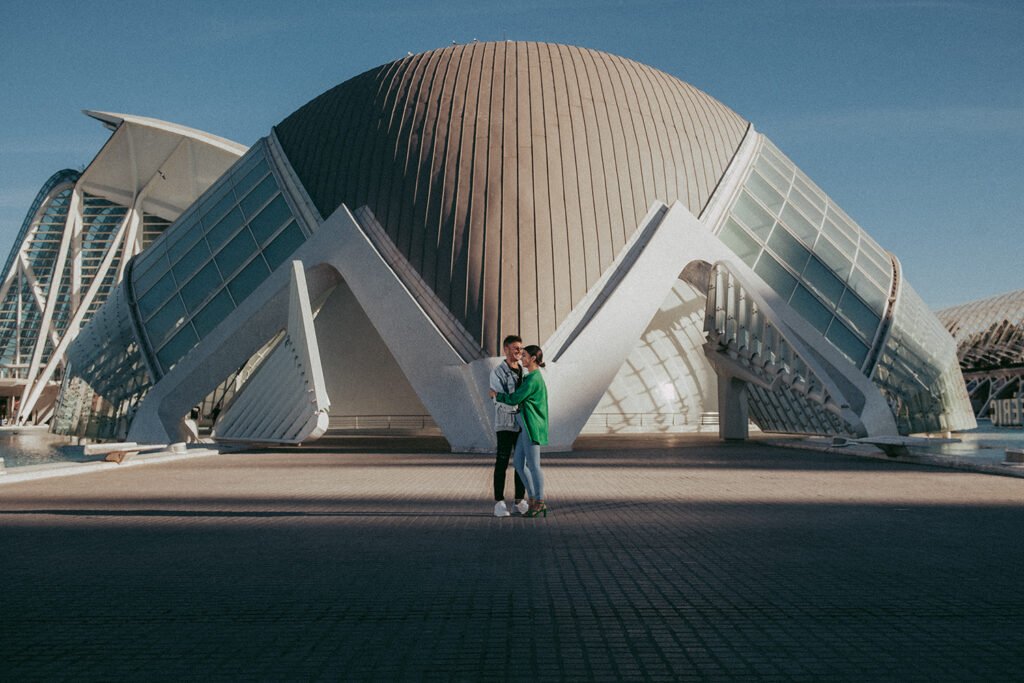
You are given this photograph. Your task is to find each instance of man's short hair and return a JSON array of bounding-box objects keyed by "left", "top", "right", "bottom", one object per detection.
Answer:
[{"left": 502, "top": 334, "right": 522, "bottom": 348}]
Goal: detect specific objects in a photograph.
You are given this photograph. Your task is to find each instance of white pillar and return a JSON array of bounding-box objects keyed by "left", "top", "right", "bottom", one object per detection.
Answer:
[{"left": 718, "top": 375, "right": 749, "bottom": 441}]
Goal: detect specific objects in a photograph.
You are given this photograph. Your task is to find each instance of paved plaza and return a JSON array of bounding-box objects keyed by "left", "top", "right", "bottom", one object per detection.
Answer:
[{"left": 1, "top": 435, "right": 1023, "bottom": 681}]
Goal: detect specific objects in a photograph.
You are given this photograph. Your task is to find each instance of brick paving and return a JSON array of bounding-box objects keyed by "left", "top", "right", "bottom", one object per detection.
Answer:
[{"left": 1, "top": 436, "right": 1023, "bottom": 681}]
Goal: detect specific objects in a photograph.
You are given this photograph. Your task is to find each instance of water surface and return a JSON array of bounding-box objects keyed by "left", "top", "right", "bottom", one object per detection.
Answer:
[{"left": 0, "top": 428, "right": 83, "bottom": 468}]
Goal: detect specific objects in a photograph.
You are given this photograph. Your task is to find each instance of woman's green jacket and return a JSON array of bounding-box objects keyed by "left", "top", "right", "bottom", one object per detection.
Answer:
[{"left": 495, "top": 370, "right": 548, "bottom": 445}]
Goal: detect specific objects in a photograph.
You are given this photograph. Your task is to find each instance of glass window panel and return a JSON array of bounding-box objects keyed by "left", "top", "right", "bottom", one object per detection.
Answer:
[
  {"left": 753, "top": 155, "right": 790, "bottom": 193},
  {"left": 192, "top": 289, "right": 234, "bottom": 338},
  {"left": 780, "top": 203, "right": 819, "bottom": 245},
  {"left": 206, "top": 207, "right": 245, "bottom": 251},
  {"left": 812, "top": 234, "right": 853, "bottom": 282},
  {"left": 156, "top": 323, "right": 199, "bottom": 373},
  {"left": 847, "top": 268, "right": 888, "bottom": 312},
  {"left": 856, "top": 254, "right": 891, "bottom": 289},
  {"left": 745, "top": 171, "right": 785, "bottom": 213},
  {"left": 731, "top": 191, "right": 775, "bottom": 241},
  {"left": 215, "top": 229, "right": 258, "bottom": 279},
  {"left": 858, "top": 240, "right": 891, "bottom": 274},
  {"left": 227, "top": 256, "right": 270, "bottom": 304},
  {"left": 825, "top": 205, "right": 860, "bottom": 240},
  {"left": 171, "top": 238, "right": 211, "bottom": 284},
  {"left": 239, "top": 175, "right": 277, "bottom": 219},
  {"left": 719, "top": 218, "right": 760, "bottom": 267},
  {"left": 146, "top": 295, "right": 187, "bottom": 346},
  {"left": 826, "top": 319, "right": 869, "bottom": 367},
  {"left": 792, "top": 174, "right": 825, "bottom": 210},
  {"left": 248, "top": 195, "right": 293, "bottom": 245},
  {"left": 754, "top": 253, "right": 797, "bottom": 300},
  {"left": 180, "top": 261, "right": 223, "bottom": 312},
  {"left": 262, "top": 221, "right": 306, "bottom": 271},
  {"left": 231, "top": 148, "right": 263, "bottom": 179},
  {"left": 166, "top": 218, "right": 204, "bottom": 264},
  {"left": 838, "top": 289, "right": 882, "bottom": 339},
  {"left": 233, "top": 158, "right": 269, "bottom": 199},
  {"left": 137, "top": 271, "right": 177, "bottom": 319},
  {"left": 132, "top": 240, "right": 166, "bottom": 280},
  {"left": 199, "top": 183, "right": 235, "bottom": 227},
  {"left": 790, "top": 285, "right": 832, "bottom": 334},
  {"left": 133, "top": 251, "right": 169, "bottom": 296},
  {"left": 759, "top": 141, "right": 789, "bottom": 173},
  {"left": 801, "top": 255, "right": 845, "bottom": 306},
  {"left": 767, "top": 226, "right": 811, "bottom": 273},
  {"left": 821, "top": 217, "right": 857, "bottom": 256},
  {"left": 786, "top": 187, "right": 823, "bottom": 231}
]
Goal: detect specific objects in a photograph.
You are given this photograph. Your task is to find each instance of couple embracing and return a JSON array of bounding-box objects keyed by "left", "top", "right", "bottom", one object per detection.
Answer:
[{"left": 488, "top": 335, "right": 549, "bottom": 518}]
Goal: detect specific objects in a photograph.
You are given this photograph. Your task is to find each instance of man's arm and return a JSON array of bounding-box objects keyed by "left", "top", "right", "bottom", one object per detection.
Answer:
[{"left": 489, "top": 365, "right": 506, "bottom": 394}]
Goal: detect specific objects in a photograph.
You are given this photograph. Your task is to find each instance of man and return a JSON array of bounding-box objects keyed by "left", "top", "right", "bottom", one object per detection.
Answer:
[{"left": 490, "top": 334, "right": 529, "bottom": 517}]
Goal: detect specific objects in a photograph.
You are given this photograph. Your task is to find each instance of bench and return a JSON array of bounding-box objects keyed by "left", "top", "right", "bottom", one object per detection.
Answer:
[{"left": 82, "top": 442, "right": 167, "bottom": 464}]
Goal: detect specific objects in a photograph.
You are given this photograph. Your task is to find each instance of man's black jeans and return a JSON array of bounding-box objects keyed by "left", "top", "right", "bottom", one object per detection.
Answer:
[{"left": 494, "top": 430, "right": 526, "bottom": 501}]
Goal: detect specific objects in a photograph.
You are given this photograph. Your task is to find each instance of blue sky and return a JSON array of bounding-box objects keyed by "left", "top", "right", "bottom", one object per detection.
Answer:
[{"left": 1, "top": 0, "right": 1020, "bottom": 309}]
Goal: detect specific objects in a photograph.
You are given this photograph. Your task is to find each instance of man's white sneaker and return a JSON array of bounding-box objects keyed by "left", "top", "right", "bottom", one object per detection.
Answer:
[
  {"left": 494, "top": 501, "right": 511, "bottom": 517},
  {"left": 514, "top": 499, "right": 530, "bottom": 515}
]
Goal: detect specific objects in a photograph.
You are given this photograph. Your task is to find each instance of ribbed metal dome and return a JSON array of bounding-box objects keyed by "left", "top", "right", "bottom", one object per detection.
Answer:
[{"left": 274, "top": 41, "right": 749, "bottom": 353}]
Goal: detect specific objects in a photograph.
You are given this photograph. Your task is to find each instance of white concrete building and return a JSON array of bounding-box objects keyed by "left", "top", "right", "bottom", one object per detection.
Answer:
[{"left": 51, "top": 43, "right": 975, "bottom": 448}]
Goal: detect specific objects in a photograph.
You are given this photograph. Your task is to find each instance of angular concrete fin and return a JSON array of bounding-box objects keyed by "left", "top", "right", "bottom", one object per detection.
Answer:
[
  {"left": 540, "top": 202, "right": 710, "bottom": 448},
  {"left": 213, "top": 261, "right": 330, "bottom": 444},
  {"left": 317, "top": 205, "right": 495, "bottom": 451}
]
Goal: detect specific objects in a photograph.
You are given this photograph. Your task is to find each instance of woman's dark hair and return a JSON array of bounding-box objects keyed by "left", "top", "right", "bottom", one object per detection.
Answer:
[{"left": 524, "top": 344, "right": 545, "bottom": 368}]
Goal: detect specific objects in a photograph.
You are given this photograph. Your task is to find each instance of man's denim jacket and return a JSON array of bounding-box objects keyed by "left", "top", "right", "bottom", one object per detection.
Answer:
[{"left": 489, "top": 361, "right": 528, "bottom": 432}]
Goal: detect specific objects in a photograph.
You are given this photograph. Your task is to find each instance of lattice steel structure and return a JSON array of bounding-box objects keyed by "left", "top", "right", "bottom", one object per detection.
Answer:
[
  {"left": 938, "top": 289, "right": 1024, "bottom": 418},
  {"left": 52, "top": 43, "right": 974, "bottom": 447}
]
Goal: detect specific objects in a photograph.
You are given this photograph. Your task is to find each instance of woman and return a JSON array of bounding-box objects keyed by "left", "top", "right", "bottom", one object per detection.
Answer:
[{"left": 489, "top": 345, "right": 549, "bottom": 517}]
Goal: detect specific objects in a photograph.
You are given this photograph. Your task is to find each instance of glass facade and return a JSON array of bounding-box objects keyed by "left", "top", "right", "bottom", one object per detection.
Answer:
[
  {"left": 0, "top": 172, "right": 78, "bottom": 378},
  {"left": 52, "top": 284, "right": 153, "bottom": 439},
  {"left": 0, "top": 172, "right": 154, "bottom": 380},
  {"left": 75, "top": 193, "right": 130, "bottom": 326},
  {"left": 711, "top": 133, "right": 974, "bottom": 435},
  {"left": 705, "top": 263, "right": 862, "bottom": 437},
  {"left": 747, "top": 382, "right": 852, "bottom": 435},
  {"left": 873, "top": 283, "right": 976, "bottom": 433},
  {"left": 129, "top": 140, "right": 307, "bottom": 376},
  {"left": 716, "top": 138, "right": 894, "bottom": 370},
  {"left": 54, "top": 138, "right": 308, "bottom": 439},
  {"left": 142, "top": 213, "right": 172, "bottom": 250}
]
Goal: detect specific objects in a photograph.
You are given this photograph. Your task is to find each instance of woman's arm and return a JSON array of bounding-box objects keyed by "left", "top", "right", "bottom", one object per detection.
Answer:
[{"left": 494, "top": 375, "right": 537, "bottom": 406}]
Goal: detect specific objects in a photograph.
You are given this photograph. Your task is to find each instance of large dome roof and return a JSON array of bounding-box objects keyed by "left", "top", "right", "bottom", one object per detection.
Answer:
[{"left": 274, "top": 41, "right": 748, "bottom": 352}]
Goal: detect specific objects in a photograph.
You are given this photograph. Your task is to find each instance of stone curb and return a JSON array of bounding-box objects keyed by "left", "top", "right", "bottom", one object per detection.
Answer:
[
  {"left": 0, "top": 448, "right": 222, "bottom": 485},
  {"left": 766, "top": 438, "right": 1024, "bottom": 479}
]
